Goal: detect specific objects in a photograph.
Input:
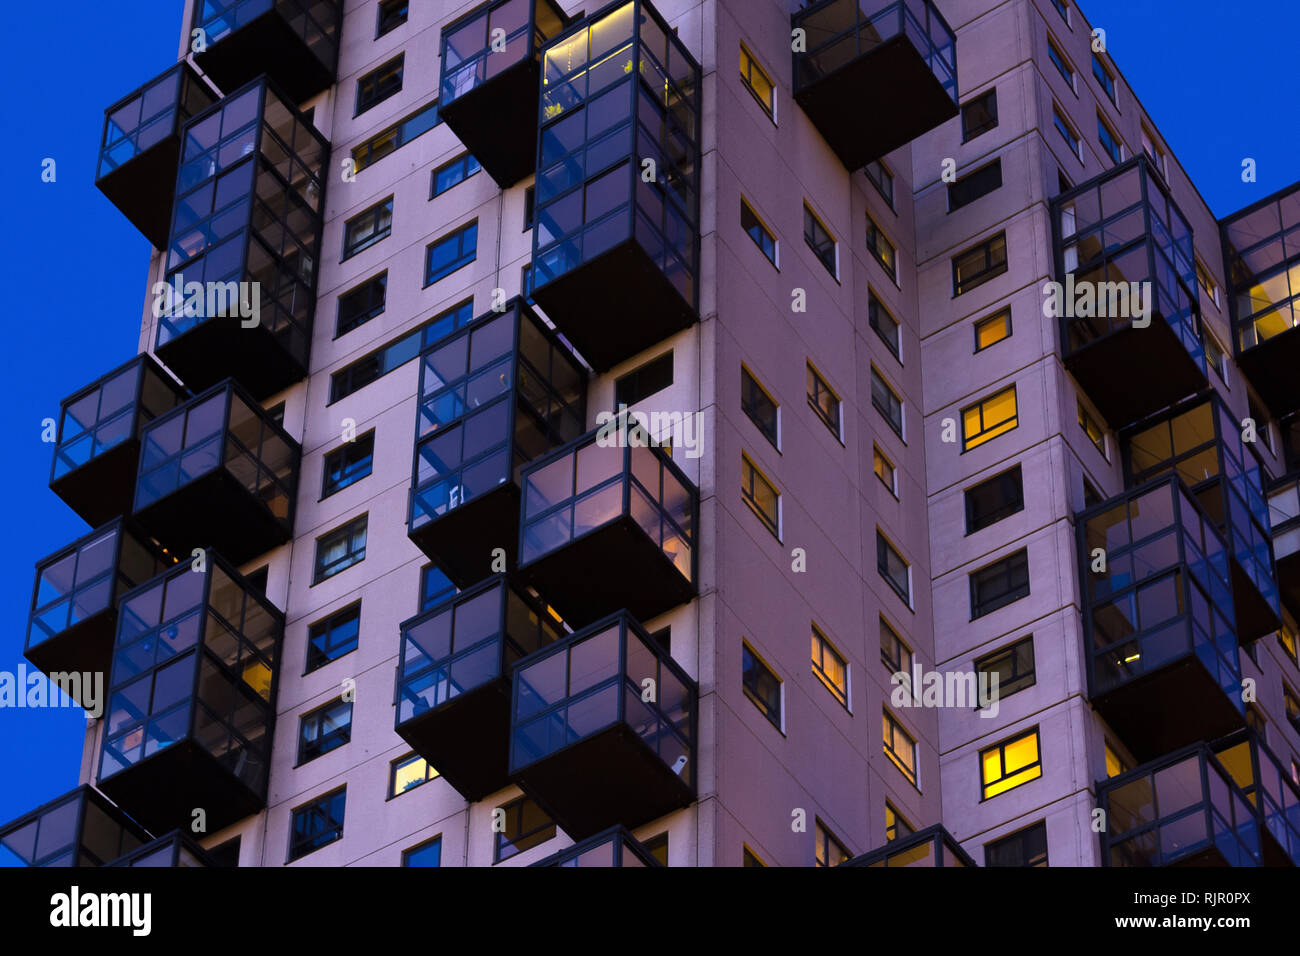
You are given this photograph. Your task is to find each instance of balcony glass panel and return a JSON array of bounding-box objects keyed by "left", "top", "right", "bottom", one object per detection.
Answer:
[
  {"left": 441, "top": 0, "right": 565, "bottom": 103},
  {"left": 0, "top": 787, "right": 148, "bottom": 868},
  {"left": 844, "top": 824, "right": 975, "bottom": 867},
  {"left": 191, "top": 0, "right": 342, "bottom": 81},
  {"left": 1222, "top": 182, "right": 1300, "bottom": 352},
  {"left": 531, "top": 825, "right": 660, "bottom": 866},
  {"left": 1270, "top": 476, "right": 1300, "bottom": 563},
  {"left": 98, "top": 64, "right": 216, "bottom": 180}
]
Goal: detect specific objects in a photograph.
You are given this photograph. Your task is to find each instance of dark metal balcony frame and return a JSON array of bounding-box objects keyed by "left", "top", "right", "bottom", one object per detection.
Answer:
[
  {"left": 106, "top": 830, "right": 219, "bottom": 867},
  {"left": 1212, "top": 728, "right": 1300, "bottom": 867},
  {"left": 0, "top": 785, "right": 150, "bottom": 867},
  {"left": 1268, "top": 469, "right": 1300, "bottom": 617},
  {"left": 530, "top": 825, "right": 664, "bottom": 866},
  {"left": 842, "top": 824, "right": 977, "bottom": 867}
]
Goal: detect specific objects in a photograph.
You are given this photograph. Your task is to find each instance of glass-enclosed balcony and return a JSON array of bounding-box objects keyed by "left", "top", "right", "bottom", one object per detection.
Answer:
[
  {"left": 190, "top": 0, "right": 342, "bottom": 103},
  {"left": 25, "top": 519, "right": 176, "bottom": 702},
  {"left": 49, "top": 354, "right": 187, "bottom": 528},
  {"left": 531, "top": 825, "right": 663, "bottom": 866},
  {"left": 1213, "top": 730, "right": 1300, "bottom": 866},
  {"left": 395, "top": 576, "right": 566, "bottom": 801},
  {"left": 98, "top": 553, "right": 282, "bottom": 835},
  {"left": 842, "top": 825, "right": 976, "bottom": 867},
  {"left": 1079, "top": 476, "right": 1244, "bottom": 762},
  {"left": 106, "top": 832, "right": 218, "bottom": 867},
  {"left": 158, "top": 78, "right": 328, "bottom": 400},
  {"left": 408, "top": 298, "right": 586, "bottom": 588},
  {"left": 1052, "top": 157, "right": 1206, "bottom": 428},
  {"left": 510, "top": 611, "right": 696, "bottom": 839},
  {"left": 1098, "top": 743, "right": 1261, "bottom": 867},
  {"left": 1124, "top": 395, "right": 1281, "bottom": 641},
  {"left": 96, "top": 63, "right": 218, "bottom": 247},
  {"left": 791, "top": 0, "right": 958, "bottom": 170},
  {"left": 439, "top": 0, "right": 569, "bottom": 187},
  {"left": 132, "top": 381, "right": 299, "bottom": 567},
  {"left": 518, "top": 430, "right": 698, "bottom": 626},
  {"left": 1268, "top": 473, "right": 1300, "bottom": 616},
  {"left": 0, "top": 786, "right": 150, "bottom": 868},
  {"left": 532, "top": 0, "right": 701, "bottom": 371},
  {"left": 1220, "top": 181, "right": 1300, "bottom": 417}
]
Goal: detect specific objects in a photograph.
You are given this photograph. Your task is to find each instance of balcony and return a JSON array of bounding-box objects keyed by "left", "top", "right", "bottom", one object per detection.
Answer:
[
  {"left": 843, "top": 825, "right": 976, "bottom": 867},
  {"left": 791, "top": 0, "right": 958, "bottom": 170},
  {"left": 132, "top": 381, "right": 299, "bottom": 566},
  {"left": 98, "top": 552, "right": 283, "bottom": 835},
  {"left": 517, "top": 430, "right": 698, "bottom": 627},
  {"left": 1052, "top": 157, "right": 1207, "bottom": 428},
  {"left": 1268, "top": 472, "right": 1300, "bottom": 615},
  {"left": 1123, "top": 394, "right": 1281, "bottom": 641},
  {"left": 158, "top": 78, "right": 328, "bottom": 400},
  {"left": 190, "top": 0, "right": 342, "bottom": 103},
  {"left": 49, "top": 354, "right": 187, "bottom": 527},
  {"left": 510, "top": 611, "right": 696, "bottom": 838},
  {"left": 96, "top": 63, "right": 217, "bottom": 247},
  {"left": 1220, "top": 180, "right": 1300, "bottom": 417},
  {"left": 106, "top": 832, "right": 218, "bottom": 867},
  {"left": 1079, "top": 476, "right": 1244, "bottom": 762},
  {"left": 25, "top": 519, "right": 176, "bottom": 701},
  {"left": 408, "top": 298, "right": 586, "bottom": 588},
  {"left": 395, "top": 576, "right": 566, "bottom": 801},
  {"left": 0, "top": 786, "right": 149, "bottom": 867},
  {"left": 439, "top": 0, "right": 569, "bottom": 187},
  {"left": 1213, "top": 730, "right": 1300, "bottom": 866},
  {"left": 531, "top": 825, "right": 663, "bottom": 866},
  {"left": 532, "top": 0, "right": 701, "bottom": 371}
]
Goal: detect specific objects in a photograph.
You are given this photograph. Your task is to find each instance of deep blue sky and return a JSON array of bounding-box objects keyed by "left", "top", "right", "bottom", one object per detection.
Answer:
[{"left": 0, "top": 1, "right": 1296, "bottom": 828}]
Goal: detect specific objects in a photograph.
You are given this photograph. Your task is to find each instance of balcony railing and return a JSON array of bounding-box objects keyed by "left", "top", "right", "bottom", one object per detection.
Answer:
[
  {"left": 408, "top": 298, "right": 586, "bottom": 588},
  {"left": 842, "top": 824, "right": 976, "bottom": 867},
  {"left": 1052, "top": 156, "right": 1206, "bottom": 428},
  {"left": 98, "top": 552, "right": 283, "bottom": 835},
  {"left": 1212, "top": 730, "right": 1300, "bottom": 866},
  {"left": 531, "top": 825, "right": 663, "bottom": 866},
  {"left": 132, "top": 380, "right": 299, "bottom": 566},
  {"left": 439, "top": 0, "right": 569, "bottom": 186},
  {"left": 190, "top": 0, "right": 342, "bottom": 103},
  {"left": 48, "top": 354, "right": 187, "bottom": 527},
  {"left": 791, "top": 0, "right": 958, "bottom": 169},
  {"left": 517, "top": 429, "right": 698, "bottom": 626},
  {"left": 158, "top": 77, "right": 328, "bottom": 399},
  {"left": 532, "top": 0, "right": 701, "bottom": 371},
  {"left": 0, "top": 786, "right": 149, "bottom": 867},
  {"left": 395, "top": 576, "right": 566, "bottom": 801},
  {"left": 96, "top": 63, "right": 218, "bottom": 247},
  {"left": 1268, "top": 472, "right": 1300, "bottom": 616},
  {"left": 1079, "top": 476, "right": 1244, "bottom": 761},
  {"left": 510, "top": 611, "right": 697, "bottom": 838},
  {"left": 106, "top": 831, "right": 218, "bottom": 867}
]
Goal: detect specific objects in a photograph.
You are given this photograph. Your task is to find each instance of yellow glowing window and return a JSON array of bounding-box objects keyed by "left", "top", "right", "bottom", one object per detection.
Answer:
[
  {"left": 1104, "top": 742, "right": 1127, "bottom": 779},
  {"left": 981, "top": 728, "right": 1042, "bottom": 799},
  {"left": 741, "top": 453, "right": 780, "bottom": 538},
  {"left": 811, "top": 625, "right": 848, "bottom": 708},
  {"left": 1077, "top": 399, "right": 1106, "bottom": 457},
  {"left": 974, "top": 308, "right": 1011, "bottom": 351},
  {"left": 883, "top": 710, "right": 917, "bottom": 785},
  {"left": 740, "top": 44, "right": 775, "bottom": 118},
  {"left": 962, "top": 385, "right": 1018, "bottom": 451},
  {"left": 873, "top": 445, "right": 896, "bottom": 494},
  {"left": 242, "top": 659, "right": 273, "bottom": 700},
  {"left": 390, "top": 753, "right": 439, "bottom": 796},
  {"left": 885, "top": 802, "right": 913, "bottom": 842},
  {"left": 1280, "top": 618, "right": 1298, "bottom": 665}
]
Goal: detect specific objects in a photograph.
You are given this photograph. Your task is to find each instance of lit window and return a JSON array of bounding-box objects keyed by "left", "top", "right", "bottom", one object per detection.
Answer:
[
  {"left": 403, "top": 836, "right": 441, "bottom": 867},
  {"left": 1077, "top": 400, "right": 1106, "bottom": 457},
  {"left": 885, "top": 802, "right": 913, "bottom": 842},
  {"left": 741, "top": 366, "right": 779, "bottom": 449},
  {"left": 643, "top": 833, "right": 668, "bottom": 866},
  {"left": 811, "top": 625, "right": 849, "bottom": 709},
  {"left": 970, "top": 549, "right": 1030, "bottom": 619},
  {"left": 974, "top": 635, "right": 1035, "bottom": 699},
  {"left": 742, "top": 642, "right": 782, "bottom": 729},
  {"left": 981, "top": 729, "right": 1042, "bottom": 799},
  {"left": 865, "top": 213, "right": 897, "bottom": 280},
  {"left": 877, "top": 532, "right": 911, "bottom": 606},
  {"left": 1280, "top": 618, "right": 1298, "bottom": 666},
  {"left": 390, "top": 753, "right": 439, "bottom": 796},
  {"left": 869, "top": 293, "right": 901, "bottom": 360},
  {"left": 1104, "top": 741, "right": 1129, "bottom": 779},
  {"left": 1196, "top": 260, "right": 1221, "bottom": 309},
  {"left": 739, "top": 44, "right": 775, "bottom": 119},
  {"left": 806, "top": 363, "right": 841, "bottom": 439},
  {"left": 962, "top": 385, "right": 1018, "bottom": 451},
  {"left": 880, "top": 617, "right": 911, "bottom": 678},
  {"left": 985, "top": 822, "right": 1048, "bottom": 867},
  {"left": 743, "top": 846, "right": 766, "bottom": 867},
  {"left": 883, "top": 710, "right": 917, "bottom": 785},
  {"left": 873, "top": 445, "right": 897, "bottom": 496},
  {"left": 953, "top": 232, "right": 1008, "bottom": 295},
  {"left": 741, "top": 199, "right": 777, "bottom": 266},
  {"left": 351, "top": 99, "right": 439, "bottom": 173},
  {"left": 815, "top": 819, "right": 850, "bottom": 867},
  {"left": 1285, "top": 685, "right": 1300, "bottom": 733},
  {"left": 974, "top": 308, "right": 1012, "bottom": 351},
  {"left": 741, "top": 453, "right": 780, "bottom": 538},
  {"left": 804, "top": 204, "right": 837, "bottom": 278}
]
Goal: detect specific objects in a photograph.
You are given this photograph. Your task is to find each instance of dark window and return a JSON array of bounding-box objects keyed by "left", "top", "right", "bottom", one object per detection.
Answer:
[
  {"left": 1046, "top": 39, "right": 1074, "bottom": 88},
  {"left": 806, "top": 363, "right": 841, "bottom": 439},
  {"left": 986, "top": 822, "right": 1048, "bottom": 867},
  {"left": 869, "top": 293, "right": 901, "bottom": 360},
  {"left": 431, "top": 152, "right": 481, "bottom": 198},
  {"left": 970, "top": 549, "right": 1030, "bottom": 619},
  {"left": 615, "top": 351, "right": 674, "bottom": 407},
  {"left": 742, "top": 643, "right": 782, "bottom": 729},
  {"left": 495, "top": 797, "right": 556, "bottom": 862},
  {"left": 424, "top": 221, "right": 478, "bottom": 286},
  {"left": 390, "top": 753, "right": 439, "bottom": 796},
  {"left": 322, "top": 431, "right": 375, "bottom": 498},
  {"left": 330, "top": 300, "right": 475, "bottom": 402},
  {"left": 953, "top": 232, "right": 1008, "bottom": 295},
  {"left": 961, "top": 89, "right": 998, "bottom": 141},
  {"left": 343, "top": 197, "right": 393, "bottom": 260},
  {"left": 207, "top": 837, "right": 241, "bottom": 867},
  {"left": 403, "top": 836, "right": 442, "bottom": 867},
  {"left": 376, "top": 0, "right": 408, "bottom": 37},
  {"left": 523, "top": 186, "right": 535, "bottom": 230},
  {"left": 743, "top": 847, "right": 766, "bottom": 867},
  {"left": 871, "top": 367, "right": 904, "bottom": 438},
  {"left": 356, "top": 54, "right": 404, "bottom": 115},
  {"left": 313, "top": 515, "right": 368, "bottom": 584},
  {"left": 804, "top": 204, "right": 837, "bottom": 277},
  {"left": 742, "top": 199, "right": 777, "bottom": 266},
  {"left": 864, "top": 161, "right": 895, "bottom": 209},
  {"left": 265, "top": 402, "right": 286, "bottom": 426},
  {"left": 880, "top": 617, "right": 911, "bottom": 676},
  {"left": 1250, "top": 395, "right": 1273, "bottom": 451},
  {"left": 1050, "top": 0, "right": 1069, "bottom": 22},
  {"left": 1053, "top": 107, "right": 1080, "bottom": 157},
  {"left": 974, "top": 635, "right": 1036, "bottom": 700},
  {"left": 289, "top": 788, "right": 346, "bottom": 861},
  {"left": 877, "top": 532, "right": 911, "bottom": 605},
  {"left": 420, "top": 565, "right": 457, "bottom": 612},
  {"left": 244, "top": 566, "right": 269, "bottom": 596},
  {"left": 649, "top": 627, "right": 671, "bottom": 654},
  {"left": 965, "top": 465, "right": 1024, "bottom": 534},
  {"left": 297, "top": 699, "right": 353, "bottom": 764},
  {"left": 1092, "top": 54, "right": 1115, "bottom": 103},
  {"left": 337, "top": 272, "right": 387, "bottom": 337},
  {"left": 865, "top": 213, "right": 897, "bottom": 280},
  {"left": 642, "top": 833, "right": 669, "bottom": 866},
  {"left": 1083, "top": 477, "right": 1102, "bottom": 508},
  {"left": 741, "top": 366, "right": 779, "bottom": 448},
  {"left": 306, "top": 603, "right": 361, "bottom": 672},
  {"left": 1098, "top": 115, "right": 1123, "bottom": 165},
  {"left": 352, "top": 99, "right": 440, "bottom": 172},
  {"left": 948, "top": 159, "right": 1003, "bottom": 212}
]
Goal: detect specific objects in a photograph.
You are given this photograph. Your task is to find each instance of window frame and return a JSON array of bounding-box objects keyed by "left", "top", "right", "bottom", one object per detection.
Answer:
[
  {"left": 985, "top": 821, "right": 1049, "bottom": 867},
  {"left": 883, "top": 708, "right": 918, "bottom": 787},
  {"left": 335, "top": 271, "right": 387, "bottom": 338},
  {"left": 868, "top": 292, "right": 902, "bottom": 361},
  {"left": 741, "top": 452, "right": 781, "bottom": 540},
  {"left": 355, "top": 53, "right": 405, "bottom": 117},
  {"left": 1097, "top": 112, "right": 1124, "bottom": 165},
  {"left": 1091, "top": 53, "right": 1116, "bottom": 104},
  {"left": 806, "top": 361, "right": 843, "bottom": 442},
  {"left": 974, "top": 635, "right": 1036, "bottom": 702},
  {"left": 864, "top": 160, "right": 895, "bottom": 210},
  {"left": 424, "top": 219, "right": 479, "bottom": 287},
  {"left": 305, "top": 601, "right": 361, "bottom": 674},
  {"left": 871, "top": 365, "right": 905, "bottom": 440},
  {"left": 1053, "top": 105, "right": 1081, "bottom": 159},
  {"left": 969, "top": 548, "right": 1031, "bottom": 620},
  {"left": 973, "top": 307, "right": 1012, "bottom": 352},
  {"left": 865, "top": 212, "right": 898, "bottom": 282},
  {"left": 389, "top": 752, "right": 439, "bottom": 798},
  {"left": 741, "top": 364, "right": 780, "bottom": 451},
  {"left": 493, "top": 796, "right": 556, "bottom": 863},
  {"left": 288, "top": 787, "right": 346, "bottom": 862},
  {"left": 880, "top": 616, "right": 912, "bottom": 678},
  {"left": 321, "top": 429, "right": 376, "bottom": 499},
  {"left": 948, "top": 158, "right": 1003, "bottom": 213},
  {"left": 342, "top": 196, "right": 394, "bottom": 261},
  {"left": 952, "top": 231, "right": 1009, "bottom": 296},
  {"left": 1045, "top": 35, "right": 1076, "bottom": 91},
  {"left": 803, "top": 202, "right": 839, "bottom": 280},
  {"left": 312, "top": 514, "right": 369, "bottom": 585},
  {"left": 376, "top": 0, "right": 409, "bottom": 38},
  {"left": 402, "top": 835, "right": 442, "bottom": 867},
  {"left": 980, "top": 728, "right": 1043, "bottom": 801},
  {"left": 296, "top": 697, "right": 353, "bottom": 766},
  {"left": 873, "top": 444, "right": 898, "bottom": 497},
  {"left": 811, "top": 624, "right": 850, "bottom": 711},
  {"left": 885, "top": 801, "right": 914, "bottom": 842},
  {"left": 964, "top": 464, "right": 1025, "bottom": 535},
  {"left": 961, "top": 89, "right": 998, "bottom": 142},
  {"left": 430, "top": 151, "right": 482, "bottom": 198},
  {"left": 614, "top": 351, "right": 674, "bottom": 408},
  {"left": 741, "top": 198, "right": 779, "bottom": 268},
  {"left": 739, "top": 42, "right": 776, "bottom": 122},
  {"left": 742, "top": 641, "right": 784, "bottom": 732},
  {"left": 877, "top": 530, "right": 912, "bottom": 608},
  {"left": 1077, "top": 399, "right": 1107, "bottom": 459},
  {"left": 961, "top": 384, "right": 1019, "bottom": 452},
  {"left": 814, "top": 819, "right": 851, "bottom": 867}
]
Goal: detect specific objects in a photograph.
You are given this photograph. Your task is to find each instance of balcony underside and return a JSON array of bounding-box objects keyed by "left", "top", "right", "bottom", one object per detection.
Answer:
[
  {"left": 397, "top": 681, "right": 511, "bottom": 802},
  {"left": 795, "top": 35, "right": 959, "bottom": 170},
  {"left": 440, "top": 60, "right": 541, "bottom": 189},
  {"left": 50, "top": 440, "right": 141, "bottom": 528},
  {"left": 96, "top": 141, "right": 182, "bottom": 248},
  {"left": 1231, "top": 560, "right": 1282, "bottom": 643},
  {"left": 1277, "top": 550, "right": 1300, "bottom": 618},
  {"left": 409, "top": 483, "right": 519, "bottom": 590},
  {"left": 1237, "top": 327, "right": 1300, "bottom": 419},
  {"left": 25, "top": 612, "right": 115, "bottom": 707},
  {"left": 156, "top": 315, "right": 306, "bottom": 402},
  {"left": 134, "top": 469, "right": 289, "bottom": 567},
  {"left": 194, "top": 13, "right": 334, "bottom": 103}
]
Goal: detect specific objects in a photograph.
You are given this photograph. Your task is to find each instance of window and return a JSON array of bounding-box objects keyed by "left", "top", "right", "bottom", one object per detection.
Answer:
[
  {"left": 1046, "top": 38, "right": 1074, "bottom": 89},
  {"left": 739, "top": 44, "right": 775, "bottom": 119},
  {"left": 289, "top": 788, "right": 346, "bottom": 861},
  {"left": 1198, "top": 330, "right": 1228, "bottom": 384},
  {"left": 880, "top": 617, "right": 912, "bottom": 677},
  {"left": 615, "top": 351, "right": 673, "bottom": 407},
  {"left": 1196, "top": 260, "right": 1221, "bottom": 309},
  {"left": 420, "top": 564, "right": 457, "bottom": 612},
  {"left": 376, "top": 0, "right": 408, "bottom": 37},
  {"left": 869, "top": 293, "right": 901, "bottom": 360},
  {"left": 330, "top": 300, "right": 475, "bottom": 402},
  {"left": 974, "top": 635, "right": 1036, "bottom": 700},
  {"left": 741, "top": 199, "right": 777, "bottom": 266},
  {"left": 430, "top": 152, "right": 481, "bottom": 197},
  {"left": 1280, "top": 620, "right": 1298, "bottom": 667},
  {"left": 1285, "top": 684, "right": 1300, "bottom": 733},
  {"left": 948, "top": 159, "right": 1003, "bottom": 212},
  {"left": 1098, "top": 114, "right": 1123, "bottom": 165},
  {"left": 804, "top": 204, "right": 837, "bottom": 278},
  {"left": 1092, "top": 54, "right": 1115, "bottom": 103},
  {"left": 1246, "top": 703, "right": 1267, "bottom": 737},
  {"left": 1104, "top": 741, "right": 1129, "bottom": 778},
  {"left": 883, "top": 710, "right": 917, "bottom": 785},
  {"left": 974, "top": 307, "right": 1012, "bottom": 351},
  {"left": 336, "top": 272, "right": 387, "bottom": 337},
  {"left": 403, "top": 836, "right": 442, "bottom": 867},
  {"left": 962, "top": 385, "right": 1018, "bottom": 451},
  {"left": 885, "top": 802, "right": 913, "bottom": 842},
  {"left": 297, "top": 699, "right": 352, "bottom": 764},
  {"left": 342, "top": 197, "right": 394, "bottom": 260},
  {"left": 806, "top": 363, "right": 841, "bottom": 439},
  {"left": 871, "top": 367, "right": 904, "bottom": 438},
  {"left": 961, "top": 89, "right": 998, "bottom": 141},
  {"left": 742, "top": 642, "right": 782, "bottom": 730},
  {"left": 494, "top": 797, "right": 556, "bottom": 862},
  {"left": 1049, "top": 0, "right": 1069, "bottom": 22},
  {"left": 356, "top": 54, "right": 404, "bottom": 115},
  {"left": 390, "top": 753, "right": 439, "bottom": 796},
  {"left": 523, "top": 186, "right": 535, "bottom": 230},
  {"left": 307, "top": 603, "right": 360, "bottom": 672},
  {"left": 741, "top": 366, "right": 779, "bottom": 449},
  {"left": 953, "top": 232, "right": 1008, "bottom": 295},
  {"left": 1140, "top": 126, "right": 1166, "bottom": 175},
  {"left": 965, "top": 465, "right": 1024, "bottom": 534},
  {"left": 873, "top": 445, "right": 897, "bottom": 496},
  {"left": 864, "top": 213, "right": 897, "bottom": 280},
  {"left": 864, "top": 161, "right": 894, "bottom": 209},
  {"left": 986, "top": 822, "right": 1048, "bottom": 867},
  {"left": 425, "top": 220, "right": 478, "bottom": 286},
  {"left": 981, "top": 729, "right": 1042, "bottom": 799},
  {"left": 1057, "top": 169, "right": 1072, "bottom": 195},
  {"left": 322, "top": 431, "right": 375, "bottom": 498},
  {"left": 244, "top": 566, "right": 268, "bottom": 595},
  {"left": 741, "top": 453, "right": 780, "bottom": 538},
  {"left": 1078, "top": 400, "right": 1106, "bottom": 457},
  {"left": 970, "top": 549, "right": 1030, "bottom": 619},
  {"left": 313, "top": 514, "right": 368, "bottom": 584},
  {"left": 814, "top": 820, "right": 850, "bottom": 867},
  {"left": 742, "top": 846, "right": 766, "bottom": 867},
  {"left": 1083, "top": 477, "right": 1102, "bottom": 508},
  {"left": 642, "top": 833, "right": 668, "bottom": 865},
  {"left": 1053, "top": 106, "right": 1080, "bottom": 158},
  {"left": 877, "top": 531, "right": 911, "bottom": 606},
  {"left": 811, "top": 625, "right": 849, "bottom": 709}
]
